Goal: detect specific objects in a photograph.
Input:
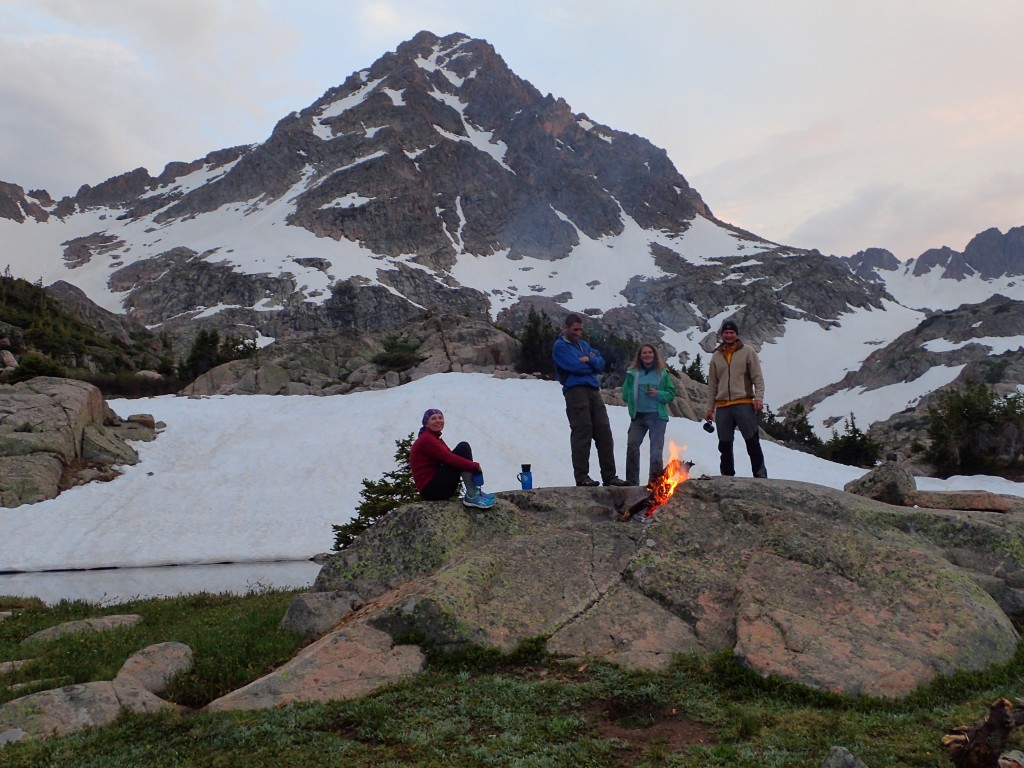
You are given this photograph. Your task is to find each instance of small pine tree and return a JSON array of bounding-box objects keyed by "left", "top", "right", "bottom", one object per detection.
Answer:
[
  {"left": 820, "top": 413, "right": 881, "bottom": 468},
  {"left": 762, "top": 402, "right": 822, "bottom": 450},
  {"left": 1, "top": 265, "right": 10, "bottom": 306},
  {"left": 515, "top": 308, "right": 558, "bottom": 377},
  {"left": 683, "top": 353, "right": 707, "bottom": 384},
  {"left": 761, "top": 404, "right": 784, "bottom": 439},
  {"left": 332, "top": 433, "right": 420, "bottom": 550},
  {"left": 371, "top": 336, "right": 422, "bottom": 370},
  {"left": 178, "top": 329, "right": 257, "bottom": 381},
  {"left": 8, "top": 351, "right": 67, "bottom": 383},
  {"left": 179, "top": 329, "right": 220, "bottom": 380}
]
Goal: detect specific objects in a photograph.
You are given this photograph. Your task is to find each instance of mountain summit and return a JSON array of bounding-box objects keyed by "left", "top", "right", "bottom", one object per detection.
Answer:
[
  {"left": 1, "top": 31, "right": 1021, "bottom": 443},
  {"left": 2, "top": 32, "right": 884, "bottom": 343}
]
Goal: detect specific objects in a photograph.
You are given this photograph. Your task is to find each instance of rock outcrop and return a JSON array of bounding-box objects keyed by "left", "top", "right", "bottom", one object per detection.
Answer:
[
  {"left": 843, "top": 460, "right": 917, "bottom": 505},
  {"left": 0, "top": 377, "right": 156, "bottom": 507},
  {"left": 6, "top": 478, "right": 1024, "bottom": 741},
  {"left": 207, "top": 623, "right": 424, "bottom": 711},
  {"left": 291, "top": 479, "right": 1024, "bottom": 699},
  {"left": 182, "top": 315, "right": 524, "bottom": 396},
  {"left": 0, "top": 611, "right": 193, "bottom": 744}
]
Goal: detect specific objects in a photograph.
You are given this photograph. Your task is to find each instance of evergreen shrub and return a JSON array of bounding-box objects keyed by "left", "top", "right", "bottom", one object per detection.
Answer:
[{"left": 333, "top": 432, "right": 419, "bottom": 550}]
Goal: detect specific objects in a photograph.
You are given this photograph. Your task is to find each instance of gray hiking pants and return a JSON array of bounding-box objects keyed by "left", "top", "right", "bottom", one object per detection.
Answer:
[
  {"left": 563, "top": 386, "right": 616, "bottom": 484},
  {"left": 625, "top": 412, "right": 667, "bottom": 485}
]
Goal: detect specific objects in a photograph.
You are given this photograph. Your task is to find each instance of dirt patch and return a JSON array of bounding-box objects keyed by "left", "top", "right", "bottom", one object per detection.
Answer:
[{"left": 583, "top": 698, "right": 716, "bottom": 765}]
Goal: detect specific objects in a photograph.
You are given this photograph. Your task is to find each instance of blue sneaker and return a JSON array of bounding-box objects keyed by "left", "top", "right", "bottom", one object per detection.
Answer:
[
  {"left": 462, "top": 492, "right": 495, "bottom": 510},
  {"left": 479, "top": 491, "right": 496, "bottom": 502}
]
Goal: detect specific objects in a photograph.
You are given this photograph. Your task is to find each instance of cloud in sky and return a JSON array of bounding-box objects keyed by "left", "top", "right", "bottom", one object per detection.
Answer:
[{"left": 1, "top": 0, "right": 1022, "bottom": 260}]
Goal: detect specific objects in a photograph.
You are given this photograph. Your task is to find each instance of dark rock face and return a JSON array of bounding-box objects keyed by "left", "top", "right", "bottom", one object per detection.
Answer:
[
  {"left": 913, "top": 246, "right": 974, "bottom": 279},
  {"left": 0, "top": 181, "right": 49, "bottom": 223},
  {"left": 964, "top": 226, "right": 1024, "bottom": 279},
  {"left": 906, "top": 228, "right": 1024, "bottom": 281},
  {"left": 44, "top": 281, "right": 141, "bottom": 347},
  {"left": 182, "top": 314, "right": 522, "bottom": 396},
  {"left": 846, "top": 247, "right": 899, "bottom": 280},
  {"left": 310, "top": 478, "right": 1022, "bottom": 697},
  {"left": 5, "top": 30, "right": 744, "bottom": 353}
]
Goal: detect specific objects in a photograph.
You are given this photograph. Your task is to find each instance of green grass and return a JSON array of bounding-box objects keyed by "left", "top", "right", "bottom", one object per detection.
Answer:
[
  {"left": 2, "top": 591, "right": 1024, "bottom": 766},
  {"left": 0, "top": 590, "right": 306, "bottom": 708}
]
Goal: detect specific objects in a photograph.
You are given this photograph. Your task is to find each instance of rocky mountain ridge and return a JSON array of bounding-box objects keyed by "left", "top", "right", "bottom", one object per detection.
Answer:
[
  {"left": 0, "top": 30, "right": 1021, "bottom": 442},
  {"left": 846, "top": 226, "right": 1024, "bottom": 285}
]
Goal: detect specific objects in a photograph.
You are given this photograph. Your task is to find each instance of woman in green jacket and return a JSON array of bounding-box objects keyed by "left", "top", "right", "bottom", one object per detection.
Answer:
[{"left": 622, "top": 343, "right": 677, "bottom": 486}]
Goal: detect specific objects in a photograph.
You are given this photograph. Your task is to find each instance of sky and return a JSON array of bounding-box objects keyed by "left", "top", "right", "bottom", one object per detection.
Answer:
[
  {"left": 2, "top": 1, "right": 1023, "bottom": 262},
  {"left": 2, "top": 372, "right": 1022, "bottom": 606}
]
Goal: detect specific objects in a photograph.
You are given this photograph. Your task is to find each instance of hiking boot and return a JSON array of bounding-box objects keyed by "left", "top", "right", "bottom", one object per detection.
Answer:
[
  {"left": 576, "top": 477, "right": 600, "bottom": 487},
  {"left": 603, "top": 476, "right": 630, "bottom": 487},
  {"left": 462, "top": 492, "right": 495, "bottom": 510}
]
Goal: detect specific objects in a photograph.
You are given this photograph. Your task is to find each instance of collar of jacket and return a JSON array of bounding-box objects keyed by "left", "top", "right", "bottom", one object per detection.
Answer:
[{"left": 716, "top": 339, "right": 743, "bottom": 353}]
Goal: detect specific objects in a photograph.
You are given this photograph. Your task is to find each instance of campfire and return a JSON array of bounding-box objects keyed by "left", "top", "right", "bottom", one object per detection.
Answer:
[{"left": 620, "top": 441, "right": 693, "bottom": 522}]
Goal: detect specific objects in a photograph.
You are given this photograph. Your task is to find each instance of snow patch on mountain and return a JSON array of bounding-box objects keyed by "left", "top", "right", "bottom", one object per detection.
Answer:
[
  {"left": 808, "top": 363, "right": 968, "bottom": 437},
  {"left": 881, "top": 265, "right": 1023, "bottom": 311},
  {"left": 756, "top": 300, "right": 925, "bottom": 407},
  {"left": 922, "top": 334, "right": 1024, "bottom": 354},
  {"left": 448, "top": 211, "right": 770, "bottom": 318}
]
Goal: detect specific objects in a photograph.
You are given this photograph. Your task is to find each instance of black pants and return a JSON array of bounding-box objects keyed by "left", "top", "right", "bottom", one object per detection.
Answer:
[
  {"left": 714, "top": 404, "right": 767, "bottom": 478},
  {"left": 421, "top": 441, "right": 473, "bottom": 500}
]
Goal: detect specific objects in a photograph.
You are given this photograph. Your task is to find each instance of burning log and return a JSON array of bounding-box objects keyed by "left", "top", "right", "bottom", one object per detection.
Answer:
[{"left": 619, "top": 448, "right": 693, "bottom": 522}]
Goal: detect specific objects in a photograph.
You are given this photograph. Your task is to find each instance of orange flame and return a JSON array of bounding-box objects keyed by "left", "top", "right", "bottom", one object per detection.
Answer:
[{"left": 645, "top": 441, "right": 690, "bottom": 516}]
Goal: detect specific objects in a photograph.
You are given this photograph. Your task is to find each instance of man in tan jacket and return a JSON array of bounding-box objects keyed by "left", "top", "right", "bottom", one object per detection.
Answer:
[{"left": 703, "top": 319, "right": 767, "bottom": 477}]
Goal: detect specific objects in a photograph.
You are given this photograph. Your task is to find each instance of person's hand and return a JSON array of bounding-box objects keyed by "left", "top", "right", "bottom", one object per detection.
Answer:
[
  {"left": 753, "top": 399, "right": 763, "bottom": 412},
  {"left": 578, "top": 355, "right": 589, "bottom": 363},
  {"left": 704, "top": 409, "right": 714, "bottom": 421}
]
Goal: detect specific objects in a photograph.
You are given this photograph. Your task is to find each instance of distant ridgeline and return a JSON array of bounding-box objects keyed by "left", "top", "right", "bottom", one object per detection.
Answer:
[{"left": 0, "top": 272, "right": 178, "bottom": 395}]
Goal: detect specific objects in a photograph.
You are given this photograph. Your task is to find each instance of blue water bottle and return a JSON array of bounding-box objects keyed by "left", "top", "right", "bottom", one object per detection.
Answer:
[{"left": 516, "top": 464, "right": 533, "bottom": 490}]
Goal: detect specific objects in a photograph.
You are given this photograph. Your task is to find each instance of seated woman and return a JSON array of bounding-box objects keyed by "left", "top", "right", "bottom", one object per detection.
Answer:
[{"left": 409, "top": 408, "right": 494, "bottom": 509}]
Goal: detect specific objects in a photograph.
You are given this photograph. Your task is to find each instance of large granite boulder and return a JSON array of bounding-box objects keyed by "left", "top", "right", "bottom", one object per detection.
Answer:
[
  {"left": 0, "top": 641, "right": 192, "bottom": 743},
  {"left": 843, "top": 460, "right": 916, "bottom": 505},
  {"left": 0, "top": 377, "right": 155, "bottom": 507},
  {"left": 303, "top": 478, "right": 1024, "bottom": 698}
]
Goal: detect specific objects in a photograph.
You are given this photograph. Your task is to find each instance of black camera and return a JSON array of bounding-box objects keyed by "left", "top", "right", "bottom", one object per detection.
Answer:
[{"left": 702, "top": 420, "right": 715, "bottom": 433}]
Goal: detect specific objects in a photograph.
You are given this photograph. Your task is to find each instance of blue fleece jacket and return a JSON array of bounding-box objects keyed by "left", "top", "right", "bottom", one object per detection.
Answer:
[{"left": 552, "top": 335, "right": 605, "bottom": 392}]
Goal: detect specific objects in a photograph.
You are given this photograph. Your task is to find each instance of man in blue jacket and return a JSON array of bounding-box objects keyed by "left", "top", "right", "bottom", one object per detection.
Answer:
[{"left": 552, "top": 313, "right": 628, "bottom": 487}]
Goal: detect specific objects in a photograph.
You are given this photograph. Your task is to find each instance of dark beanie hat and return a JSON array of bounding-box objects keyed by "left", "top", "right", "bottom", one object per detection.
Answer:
[
  {"left": 720, "top": 320, "right": 739, "bottom": 333},
  {"left": 419, "top": 409, "right": 444, "bottom": 438}
]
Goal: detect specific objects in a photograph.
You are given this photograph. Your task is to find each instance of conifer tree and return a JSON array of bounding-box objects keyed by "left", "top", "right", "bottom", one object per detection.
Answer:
[
  {"left": 332, "top": 432, "right": 419, "bottom": 550},
  {"left": 683, "top": 353, "right": 707, "bottom": 384},
  {"left": 515, "top": 308, "right": 557, "bottom": 377},
  {"left": 821, "top": 413, "right": 881, "bottom": 467},
  {"left": 926, "top": 380, "right": 1024, "bottom": 476},
  {"left": 762, "top": 403, "right": 822, "bottom": 450}
]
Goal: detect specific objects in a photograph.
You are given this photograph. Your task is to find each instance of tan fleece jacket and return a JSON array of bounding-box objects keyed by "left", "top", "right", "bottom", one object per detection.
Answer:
[{"left": 705, "top": 340, "right": 765, "bottom": 411}]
